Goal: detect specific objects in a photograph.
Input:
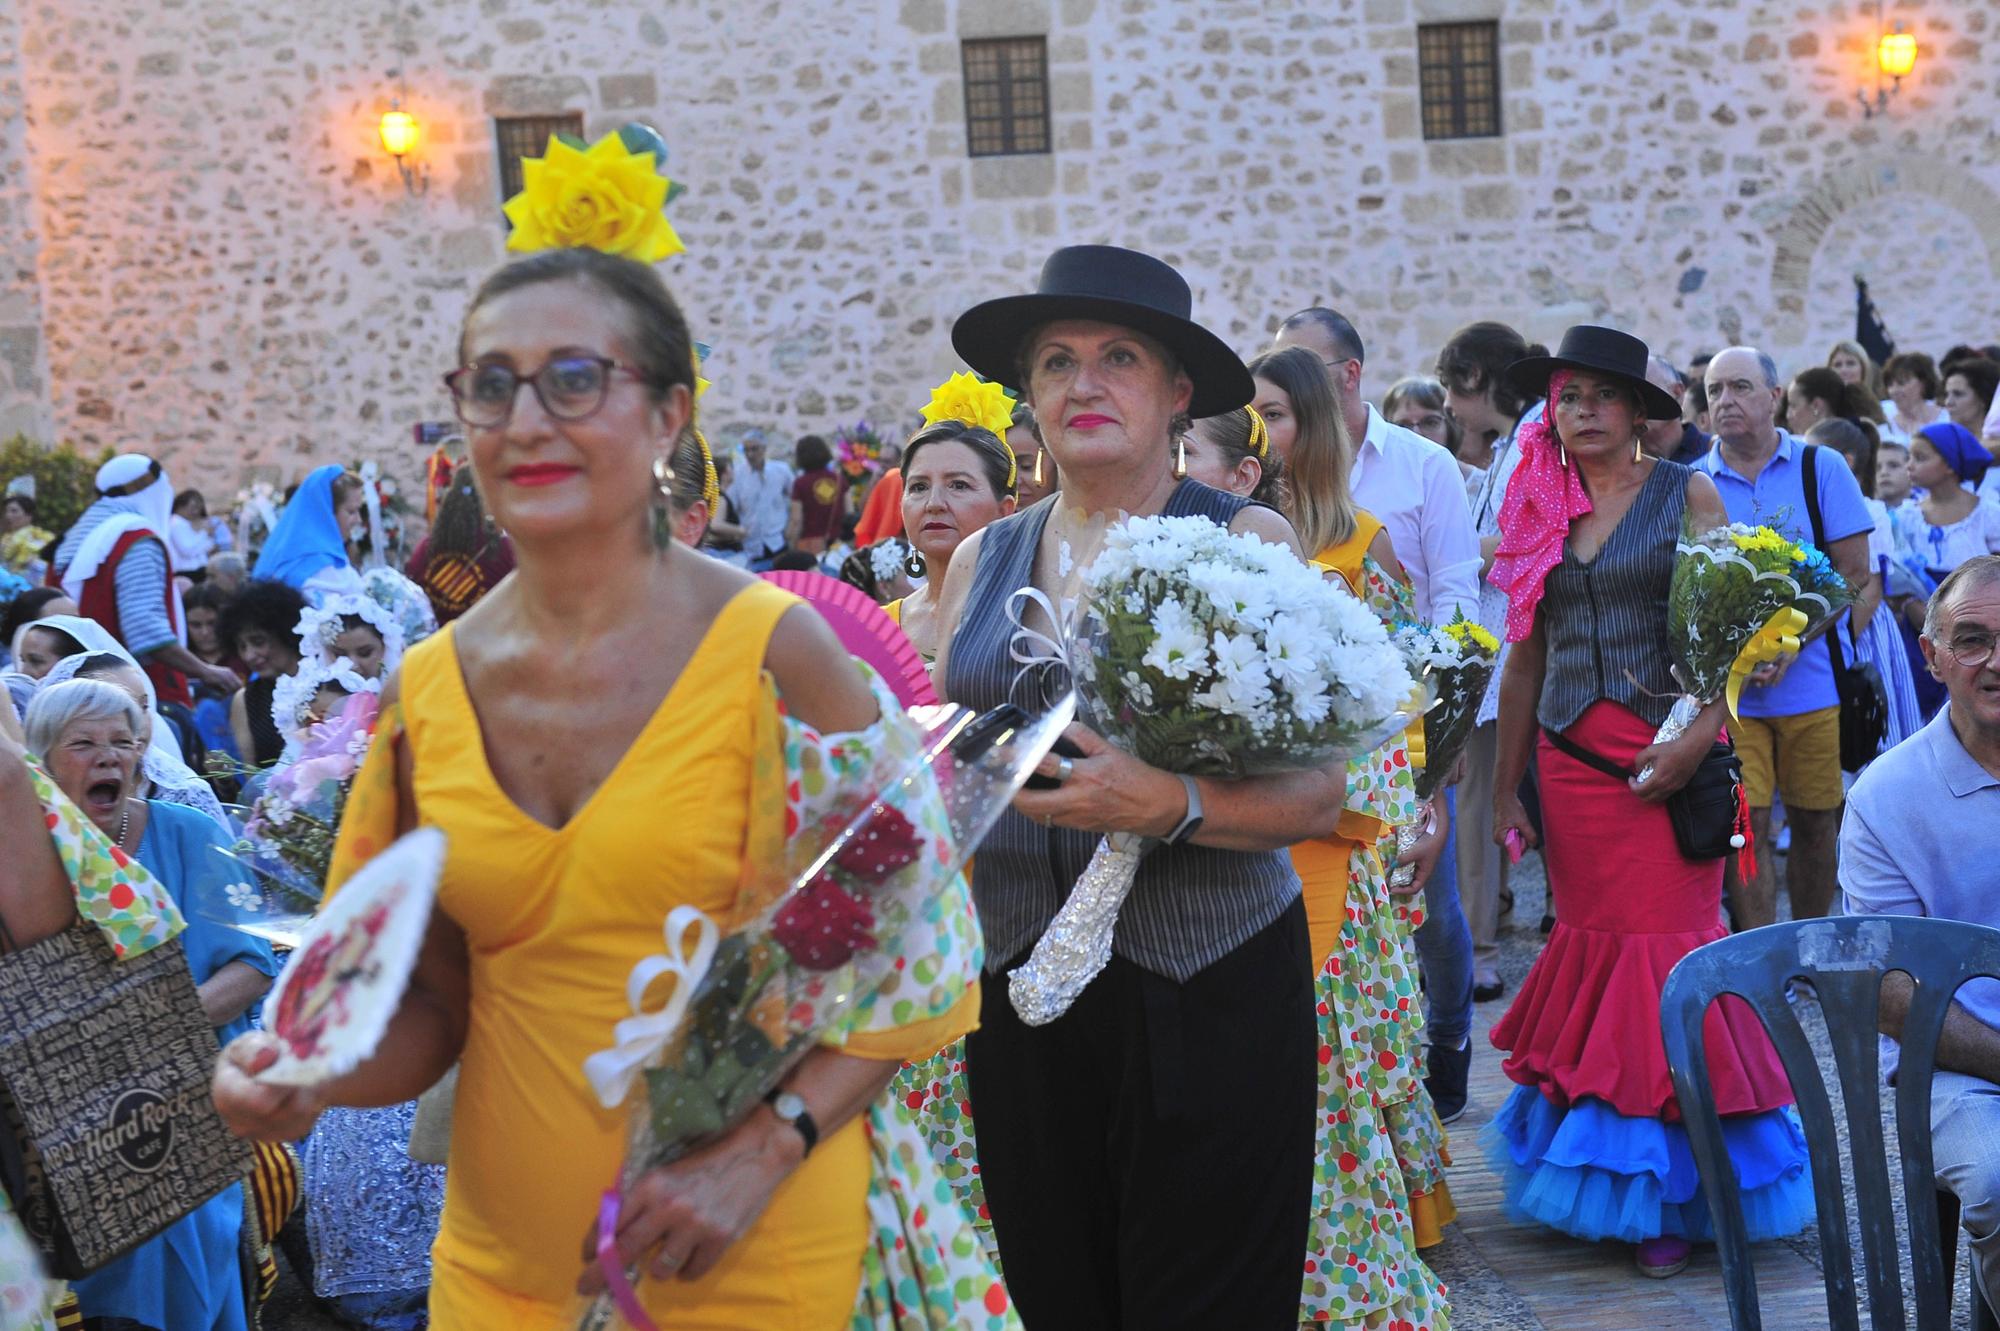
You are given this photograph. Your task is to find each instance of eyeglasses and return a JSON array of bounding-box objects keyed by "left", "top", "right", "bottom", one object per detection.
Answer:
[
  {"left": 1940, "top": 630, "right": 1998, "bottom": 670},
  {"left": 442, "top": 356, "right": 645, "bottom": 429}
]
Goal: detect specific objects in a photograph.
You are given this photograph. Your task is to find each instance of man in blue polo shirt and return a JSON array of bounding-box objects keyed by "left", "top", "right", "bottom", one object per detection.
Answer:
[
  {"left": 1841, "top": 555, "right": 2000, "bottom": 1314},
  {"left": 1694, "top": 347, "right": 1874, "bottom": 930}
]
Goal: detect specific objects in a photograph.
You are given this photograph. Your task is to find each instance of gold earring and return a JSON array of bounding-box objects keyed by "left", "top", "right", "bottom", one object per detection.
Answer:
[
  {"left": 1032, "top": 450, "right": 1046, "bottom": 487},
  {"left": 1173, "top": 436, "right": 1188, "bottom": 480},
  {"left": 650, "top": 456, "right": 675, "bottom": 551},
  {"left": 1634, "top": 434, "right": 1644, "bottom": 463}
]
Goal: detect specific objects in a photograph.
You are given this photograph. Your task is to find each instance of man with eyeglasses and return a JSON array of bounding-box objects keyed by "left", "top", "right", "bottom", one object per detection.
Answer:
[
  {"left": 1841, "top": 554, "right": 2000, "bottom": 1319},
  {"left": 1275, "top": 305, "right": 1483, "bottom": 1122}
]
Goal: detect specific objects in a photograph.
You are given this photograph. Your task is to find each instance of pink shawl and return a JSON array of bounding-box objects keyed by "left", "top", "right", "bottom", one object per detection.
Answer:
[{"left": 1490, "top": 370, "right": 1590, "bottom": 642}]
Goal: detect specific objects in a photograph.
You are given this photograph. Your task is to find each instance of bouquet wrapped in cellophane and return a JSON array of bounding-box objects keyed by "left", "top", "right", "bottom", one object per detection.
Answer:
[
  {"left": 1387, "top": 612, "right": 1500, "bottom": 888},
  {"left": 1643, "top": 521, "right": 1853, "bottom": 779},
  {"left": 574, "top": 689, "right": 1072, "bottom": 1330},
  {"left": 205, "top": 692, "right": 382, "bottom": 947},
  {"left": 1006, "top": 514, "right": 1416, "bottom": 1027}
]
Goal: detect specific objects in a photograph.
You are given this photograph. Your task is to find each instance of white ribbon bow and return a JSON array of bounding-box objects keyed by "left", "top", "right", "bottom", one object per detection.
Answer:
[
  {"left": 582, "top": 905, "right": 721, "bottom": 1110},
  {"left": 1006, "top": 586, "right": 1078, "bottom": 707}
]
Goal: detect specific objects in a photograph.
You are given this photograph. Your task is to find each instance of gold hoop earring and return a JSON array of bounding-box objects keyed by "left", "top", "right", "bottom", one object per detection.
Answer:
[
  {"left": 651, "top": 455, "right": 676, "bottom": 552},
  {"left": 1173, "top": 436, "right": 1188, "bottom": 480}
]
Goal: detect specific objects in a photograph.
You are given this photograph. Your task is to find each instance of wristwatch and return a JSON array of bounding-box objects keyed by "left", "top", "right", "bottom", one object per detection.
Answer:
[
  {"left": 1165, "top": 773, "right": 1205, "bottom": 846},
  {"left": 764, "top": 1088, "right": 819, "bottom": 1157}
]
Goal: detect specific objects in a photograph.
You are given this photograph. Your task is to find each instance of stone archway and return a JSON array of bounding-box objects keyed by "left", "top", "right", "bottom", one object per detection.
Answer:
[{"left": 1769, "top": 156, "right": 2000, "bottom": 346}]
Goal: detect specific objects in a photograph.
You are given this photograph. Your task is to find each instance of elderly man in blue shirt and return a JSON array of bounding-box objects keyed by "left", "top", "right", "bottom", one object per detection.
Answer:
[
  {"left": 1693, "top": 347, "right": 1874, "bottom": 930},
  {"left": 1841, "top": 554, "right": 2000, "bottom": 1315}
]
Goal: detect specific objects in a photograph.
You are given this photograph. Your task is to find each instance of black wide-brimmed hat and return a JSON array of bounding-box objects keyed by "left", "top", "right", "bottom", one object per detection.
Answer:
[
  {"left": 951, "top": 245, "right": 1254, "bottom": 419},
  {"left": 1504, "top": 325, "right": 1681, "bottom": 421}
]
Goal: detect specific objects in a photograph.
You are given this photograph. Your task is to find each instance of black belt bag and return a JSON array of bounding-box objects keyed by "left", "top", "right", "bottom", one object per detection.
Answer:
[{"left": 1542, "top": 726, "right": 1744, "bottom": 862}]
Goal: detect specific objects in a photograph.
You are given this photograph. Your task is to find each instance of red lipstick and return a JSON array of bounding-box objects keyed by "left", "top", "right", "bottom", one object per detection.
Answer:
[{"left": 504, "top": 463, "right": 581, "bottom": 487}]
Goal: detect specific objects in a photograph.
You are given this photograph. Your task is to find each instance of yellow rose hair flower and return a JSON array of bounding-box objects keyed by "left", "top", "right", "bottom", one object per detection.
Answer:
[
  {"left": 503, "top": 133, "right": 684, "bottom": 263},
  {"left": 922, "top": 371, "right": 1016, "bottom": 438}
]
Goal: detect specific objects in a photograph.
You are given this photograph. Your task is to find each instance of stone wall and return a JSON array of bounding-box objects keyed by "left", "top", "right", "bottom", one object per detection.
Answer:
[
  {"left": 0, "top": 1, "right": 51, "bottom": 440},
  {"left": 6, "top": 0, "right": 1996, "bottom": 493}
]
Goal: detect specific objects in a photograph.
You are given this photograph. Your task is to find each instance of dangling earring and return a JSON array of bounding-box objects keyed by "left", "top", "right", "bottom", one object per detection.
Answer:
[
  {"left": 1032, "top": 450, "right": 1046, "bottom": 488},
  {"left": 1634, "top": 434, "right": 1644, "bottom": 464},
  {"left": 1173, "top": 436, "right": 1188, "bottom": 480},
  {"left": 1558, "top": 441, "right": 1567, "bottom": 469},
  {"left": 904, "top": 545, "right": 928, "bottom": 582},
  {"left": 651, "top": 455, "right": 676, "bottom": 552}
]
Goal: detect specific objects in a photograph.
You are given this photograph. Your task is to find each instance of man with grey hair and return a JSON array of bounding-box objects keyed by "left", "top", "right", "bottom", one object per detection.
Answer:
[
  {"left": 1640, "top": 356, "right": 1708, "bottom": 464},
  {"left": 205, "top": 550, "right": 247, "bottom": 596},
  {"left": 1842, "top": 554, "right": 2000, "bottom": 1316},
  {"left": 1692, "top": 346, "right": 1874, "bottom": 930}
]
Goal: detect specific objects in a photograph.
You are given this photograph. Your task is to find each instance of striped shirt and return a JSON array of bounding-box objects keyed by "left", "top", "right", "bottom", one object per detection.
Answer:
[
  {"left": 943, "top": 479, "right": 1302, "bottom": 982},
  {"left": 55, "top": 502, "right": 178, "bottom": 656},
  {"left": 1537, "top": 459, "right": 1688, "bottom": 733}
]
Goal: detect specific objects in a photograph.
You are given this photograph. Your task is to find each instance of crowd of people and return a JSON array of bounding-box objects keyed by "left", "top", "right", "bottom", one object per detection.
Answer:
[{"left": 1, "top": 231, "right": 1998, "bottom": 1331}]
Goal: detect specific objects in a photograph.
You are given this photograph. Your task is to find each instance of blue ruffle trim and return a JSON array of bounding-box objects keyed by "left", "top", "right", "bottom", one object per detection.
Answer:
[{"left": 1480, "top": 1084, "right": 1816, "bottom": 1244}]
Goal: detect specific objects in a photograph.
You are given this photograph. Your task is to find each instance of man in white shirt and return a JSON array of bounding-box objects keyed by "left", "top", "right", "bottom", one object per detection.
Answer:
[
  {"left": 724, "top": 429, "right": 795, "bottom": 569},
  {"left": 1276, "top": 307, "right": 1483, "bottom": 1121}
]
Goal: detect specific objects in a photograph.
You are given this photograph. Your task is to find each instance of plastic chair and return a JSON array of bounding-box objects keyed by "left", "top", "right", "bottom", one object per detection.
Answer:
[{"left": 1659, "top": 915, "right": 2000, "bottom": 1331}]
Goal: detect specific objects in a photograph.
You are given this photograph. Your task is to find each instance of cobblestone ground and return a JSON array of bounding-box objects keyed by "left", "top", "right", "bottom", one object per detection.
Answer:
[{"left": 259, "top": 846, "right": 1985, "bottom": 1330}]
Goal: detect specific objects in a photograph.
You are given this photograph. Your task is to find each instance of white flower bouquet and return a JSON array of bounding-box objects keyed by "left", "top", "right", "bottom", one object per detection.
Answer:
[{"left": 1008, "top": 515, "right": 1417, "bottom": 1025}]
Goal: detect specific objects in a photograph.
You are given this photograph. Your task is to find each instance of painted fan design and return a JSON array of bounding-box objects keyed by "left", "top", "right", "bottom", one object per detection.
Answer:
[{"left": 759, "top": 570, "right": 938, "bottom": 708}]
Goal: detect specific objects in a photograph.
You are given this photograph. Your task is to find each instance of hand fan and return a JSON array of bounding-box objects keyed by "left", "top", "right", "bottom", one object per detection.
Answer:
[
  {"left": 257, "top": 828, "right": 446, "bottom": 1088},
  {"left": 759, "top": 570, "right": 938, "bottom": 708}
]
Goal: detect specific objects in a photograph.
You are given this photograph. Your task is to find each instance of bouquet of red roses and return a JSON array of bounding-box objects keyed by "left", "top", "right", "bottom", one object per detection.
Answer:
[{"left": 575, "top": 694, "right": 1072, "bottom": 1330}]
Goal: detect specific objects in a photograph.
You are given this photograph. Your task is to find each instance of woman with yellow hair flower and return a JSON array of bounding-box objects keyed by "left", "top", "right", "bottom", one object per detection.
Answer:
[
  {"left": 882, "top": 376, "right": 1021, "bottom": 663},
  {"left": 214, "top": 132, "right": 1016, "bottom": 1330}
]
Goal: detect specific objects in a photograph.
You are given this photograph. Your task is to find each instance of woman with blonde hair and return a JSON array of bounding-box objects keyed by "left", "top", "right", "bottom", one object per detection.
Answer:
[
  {"left": 1827, "top": 338, "right": 1885, "bottom": 402},
  {"left": 1251, "top": 342, "right": 1458, "bottom": 1319}
]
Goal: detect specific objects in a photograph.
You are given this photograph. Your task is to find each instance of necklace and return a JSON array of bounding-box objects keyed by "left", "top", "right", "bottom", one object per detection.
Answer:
[{"left": 114, "top": 800, "right": 131, "bottom": 851}]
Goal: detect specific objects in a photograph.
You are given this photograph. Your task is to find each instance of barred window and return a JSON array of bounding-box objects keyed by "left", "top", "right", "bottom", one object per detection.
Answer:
[
  {"left": 1417, "top": 22, "right": 1502, "bottom": 140},
  {"left": 494, "top": 112, "right": 586, "bottom": 203},
  {"left": 961, "top": 37, "right": 1051, "bottom": 157}
]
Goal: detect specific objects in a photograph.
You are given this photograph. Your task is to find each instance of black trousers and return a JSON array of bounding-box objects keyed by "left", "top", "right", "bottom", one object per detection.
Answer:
[{"left": 966, "top": 899, "right": 1318, "bottom": 1331}]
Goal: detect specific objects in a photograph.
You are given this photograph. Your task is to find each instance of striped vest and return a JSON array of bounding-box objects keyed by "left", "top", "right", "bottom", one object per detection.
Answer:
[
  {"left": 1538, "top": 459, "right": 1688, "bottom": 732},
  {"left": 943, "top": 480, "right": 1302, "bottom": 982}
]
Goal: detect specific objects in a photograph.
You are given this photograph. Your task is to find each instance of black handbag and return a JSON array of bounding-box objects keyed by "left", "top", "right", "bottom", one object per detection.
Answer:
[
  {"left": 1800, "top": 444, "right": 1888, "bottom": 771},
  {"left": 1542, "top": 726, "right": 1744, "bottom": 862}
]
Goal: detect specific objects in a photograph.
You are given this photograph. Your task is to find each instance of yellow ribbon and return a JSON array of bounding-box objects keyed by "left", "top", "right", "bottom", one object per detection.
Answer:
[{"left": 1725, "top": 606, "right": 1809, "bottom": 719}]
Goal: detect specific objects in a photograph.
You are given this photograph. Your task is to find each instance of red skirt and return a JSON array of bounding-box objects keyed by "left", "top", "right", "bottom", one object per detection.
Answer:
[{"left": 1489, "top": 701, "right": 1793, "bottom": 1121}]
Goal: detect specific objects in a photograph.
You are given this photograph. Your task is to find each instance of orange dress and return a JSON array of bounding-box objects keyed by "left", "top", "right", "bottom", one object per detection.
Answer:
[{"left": 329, "top": 581, "right": 976, "bottom": 1328}]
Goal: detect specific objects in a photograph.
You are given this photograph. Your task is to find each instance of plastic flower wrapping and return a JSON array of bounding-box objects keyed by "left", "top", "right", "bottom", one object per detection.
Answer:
[
  {"left": 1006, "top": 515, "right": 1417, "bottom": 1027},
  {"left": 203, "top": 691, "right": 382, "bottom": 947},
  {"left": 1644, "top": 520, "right": 1854, "bottom": 774},
  {"left": 573, "top": 692, "right": 1074, "bottom": 1330},
  {"left": 1394, "top": 612, "right": 1500, "bottom": 804},
  {"left": 1383, "top": 611, "right": 1499, "bottom": 888}
]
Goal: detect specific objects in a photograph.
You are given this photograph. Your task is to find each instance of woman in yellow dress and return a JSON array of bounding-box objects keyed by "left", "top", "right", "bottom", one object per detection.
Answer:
[
  {"left": 211, "top": 248, "right": 984, "bottom": 1328},
  {"left": 1251, "top": 346, "right": 1454, "bottom": 1328}
]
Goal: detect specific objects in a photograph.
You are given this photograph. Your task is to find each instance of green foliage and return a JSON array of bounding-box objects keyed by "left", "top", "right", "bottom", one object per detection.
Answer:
[{"left": 0, "top": 436, "right": 115, "bottom": 533}]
